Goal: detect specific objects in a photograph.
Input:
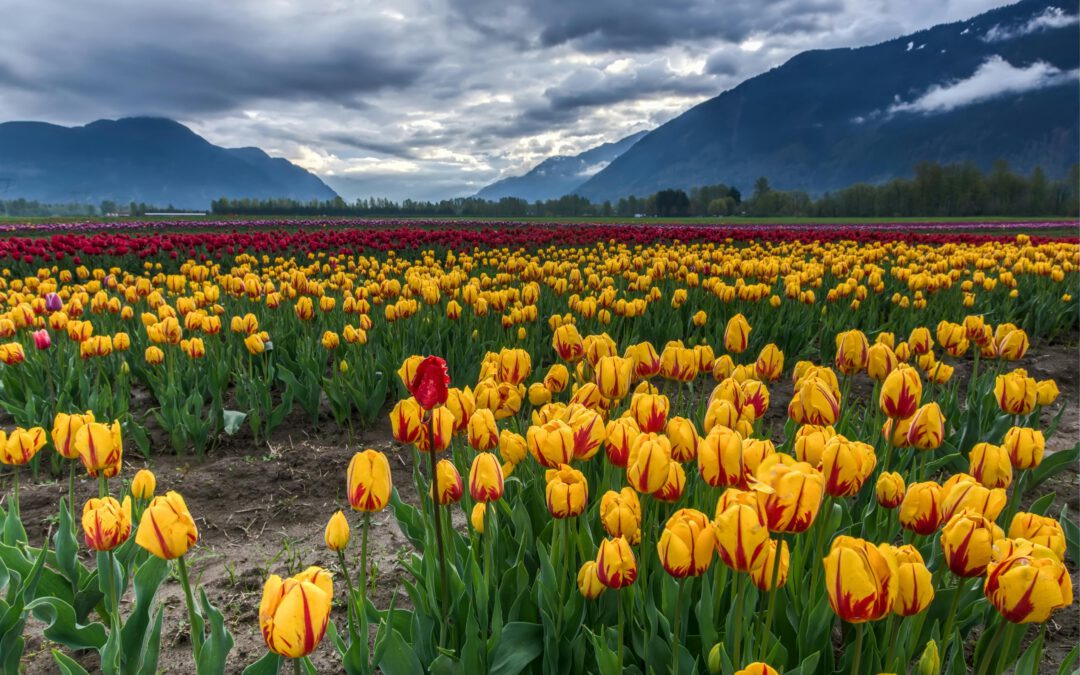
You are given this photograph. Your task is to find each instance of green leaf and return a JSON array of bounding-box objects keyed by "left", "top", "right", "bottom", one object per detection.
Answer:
[
  {"left": 241, "top": 651, "right": 283, "bottom": 675},
  {"left": 1028, "top": 491, "right": 1056, "bottom": 517},
  {"left": 26, "top": 596, "right": 107, "bottom": 651},
  {"left": 196, "top": 587, "right": 234, "bottom": 675},
  {"left": 1013, "top": 628, "right": 1044, "bottom": 675},
  {"left": 1060, "top": 507, "right": 1079, "bottom": 565},
  {"left": 375, "top": 627, "right": 424, "bottom": 675},
  {"left": 121, "top": 556, "right": 169, "bottom": 675},
  {"left": 134, "top": 606, "right": 165, "bottom": 675},
  {"left": 51, "top": 649, "right": 93, "bottom": 675},
  {"left": 1056, "top": 643, "right": 1079, "bottom": 675},
  {"left": 1030, "top": 443, "right": 1079, "bottom": 489}
]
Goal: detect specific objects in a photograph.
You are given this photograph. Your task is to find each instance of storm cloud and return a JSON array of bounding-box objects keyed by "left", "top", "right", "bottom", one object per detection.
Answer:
[{"left": 0, "top": 0, "right": 1010, "bottom": 201}]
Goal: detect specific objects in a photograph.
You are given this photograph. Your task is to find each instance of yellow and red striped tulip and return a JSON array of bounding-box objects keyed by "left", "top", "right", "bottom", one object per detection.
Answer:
[
  {"left": 259, "top": 567, "right": 333, "bottom": 658},
  {"left": 823, "top": 536, "right": 898, "bottom": 623},
  {"left": 347, "top": 449, "right": 393, "bottom": 512}
]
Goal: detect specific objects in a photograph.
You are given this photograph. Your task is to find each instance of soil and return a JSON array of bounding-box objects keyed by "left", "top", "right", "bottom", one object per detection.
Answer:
[{"left": 8, "top": 342, "right": 1080, "bottom": 674}]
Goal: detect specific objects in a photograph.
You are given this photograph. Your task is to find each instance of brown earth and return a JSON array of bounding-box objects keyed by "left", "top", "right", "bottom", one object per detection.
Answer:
[{"left": 8, "top": 342, "right": 1080, "bottom": 674}]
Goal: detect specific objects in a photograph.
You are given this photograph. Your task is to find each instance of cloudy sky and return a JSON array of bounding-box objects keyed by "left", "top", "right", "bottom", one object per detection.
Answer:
[{"left": 1, "top": 0, "right": 1012, "bottom": 200}]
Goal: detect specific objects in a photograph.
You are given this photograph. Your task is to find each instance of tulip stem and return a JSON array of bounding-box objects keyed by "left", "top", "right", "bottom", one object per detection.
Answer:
[
  {"left": 293, "top": 657, "right": 303, "bottom": 675},
  {"left": 11, "top": 468, "right": 19, "bottom": 520},
  {"left": 176, "top": 556, "right": 203, "bottom": 663},
  {"left": 336, "top": 550, "right": 358, "bottom": 637},
  {"left": 974, "top": 618, "right": 1007, "bottom": 675},
  {"left": 671, "top": 577, "right": 688, "bottom": 675},
  {"left": 426, "top": 415, "right": 451, "bottom": 648},
  {"left": 882, "top": 614, "right": 899, "bottom": 671},
  {"left": 757, "top": 539, "right": 784, "bottom": 660},
  {"left": 941, "top": 575, "right": 964, "bottom": 660},
  {"left": 732, "top": 572, "right": 747, "bottom": 667},
  {"left": 850, "top": 623, "right": 864, "bottom": 675},
  {"left": 98, "top": 473, "right": 108, "bottom": 499},
  {"left": 616, "top": 587, "right": 625, "bottom": 671}
]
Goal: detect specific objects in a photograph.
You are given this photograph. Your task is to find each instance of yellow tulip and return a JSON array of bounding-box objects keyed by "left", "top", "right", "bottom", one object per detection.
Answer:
[
  {"left": 626, "top": 432, "right": 673, "bottom": 494},
  {"left": 624, "top": 341, "right": 661, "bottom": 380},
  {"left": 0, "top": 426, "right": 46, "bottom": 466},
  {"left": 754, "top": 344, "right": 783, "bottom": 382},
  {"left": 259, "top": 567, "right": 333, "bottom": 658},
  {"left": 995, "top": 328, "right": 1029, "bottom": 360},
  {"left": 135, "top": 491, "right": 198, "bottom": 559},
  {"left": 543, "top": 364, "right": 570, "bottom": 393},
  {"left": 74, "top": 421, "right": 122, "bottom": 478},
  {"left": 82, "top": 496, "right": 132, "bottom": 552},
  {"left": 735, "top": 664, "right": 779, "bottom": 675},
  {"left": 941, "top": 510, "right": 1003, "bottom": 577},
  {"left": 899, "top": 481, "right": 942, "bottom": 535},
  {"left": 792, "top": 424, "right": 835, "bottom": 467},
  {"left": 600, "top": 488, "right": 642, "bottom": 544},
  {"left": 1035, "top": 379, "right": 1060, "bottom": 405},
  {"left": 545, "top": 464, "right": 588, "bottom": 518},
  {"left": 905, "top": 403, "right": 944, "bottom": 450},
  {"left": 888, "top": 544, "right": 933, "bottom": 616},
  {"left": 527, "top": 420, "right": 575, "bottom": 468},
  {"left": 985, "top": 541, "right": 1072, "bottom": 623},
  {"left": 604, "top": 417, "right": 639, "bottom": 468},
  {"left": 1009, "top": 512, "right": 1067, "bottom": 560},
  {"left": 324, "top": 510, "right": 350, "bottom": 552},
  {"left": 469, "top": 452, "right": 504, "bottom": 502},
  {"left": 577, "top": 561, "right": 606, "bottom": 599},
  {"left": 657, "top": 508, "right": 715, "bottom": 578},
  {"left": 346, "top": 449, "right": 392, "bottom": 512},
  {"left": 908, "top": 327, "right": 933, "bottom": 354},
  {"left": 750, "top": 539, "right": 789, "bottom": 592},
  {"left": 653, "top": 460, "right": 687, "bottom": 502},
  {"left": 1003, "top": 426, "right": 1044, "bottom": 469},
  {"left": 659, "top": 344, "right": 698, "bottom": 382},
  {"left": 723, "top": 314, "right": 751, "bottom": 354},
  {"left": 940, "top": 473, "right": 1006, "bottom": 522},
  {"left": 552, "top": 324, "right": 584, "bottom": 362},
  {"left": 390, "top": 397, "right": 424, "bottom": 445},
  {"left": 596, "top": 536, "right": 637, "bottom": 588},
  {"left": 467, "top": 407, "right": 499, "bottom": 452},
  {"left": 968, "top": 442, "right": 1012, "bottom": 489},
  {"left": 788, "top": 377, "right": 840, "bottom": 426},
  {"left": 714, "top": 496, "right": 768, "bottom": 572},
  {"left": 498, "top": 429, "right": 528, "bottom": 466},
  {"left": 52, "top": 412, "right": 94, "bottom": 460},
  {"left": 754, "top": 455, "right": 823, "bottom": 534},
  {"left": 823, "top": 536, "right": 898, "bottom": 623},
  {"left": 879, "top": 366, "right": 921, "bottom": 420},
  {"left": 875, "top": 471, "right": 905, "bottom": 509},
  {"left": 935, "top": 321, "right": 968, "bottom": 357},
  {"left": 431, "top": 459, "right": 464, "bottom": 505},
  {"left": 666, "top": 416, "right": 700, "bottom": 462},
  {"left": 497, "top": 347, "right": 532, "bottom": 385},
  {"left": 821, "top": 436, "right": 876, "bottom": 498},
  {"left": 994, "top": 370, "right": 1036, "bottom": 415},
  {"left": 567, "top": 404, "right": 606, "bottom": 461},
  {"left": 834, "top": 329, "right": 869, "bottom": 375},
  {"left": 131, "top": 468, "right": 156, "bottom": 500},
  {"left": 470, "top": 503, "right": 486, "bottom": 533},
  {"left": 416, "top": 407, "right": 455, "bottom": 453},
  {"left": 595, "top": 355, "right": 633, "bottom": 400},
  {"left": 630, "top": 392, "right": 669, "bottom": 433}
]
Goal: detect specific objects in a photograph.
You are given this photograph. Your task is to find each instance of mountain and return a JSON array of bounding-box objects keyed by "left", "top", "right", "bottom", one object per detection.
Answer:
[
  {"left": 0, "top": 117, "right": 337, "bottom": 208},
  {"left": 476, "top": 131, "right": 648, "bottom": 201},
  {"left": 575, "top": 0, "right": 1079, "bottom": 201}
]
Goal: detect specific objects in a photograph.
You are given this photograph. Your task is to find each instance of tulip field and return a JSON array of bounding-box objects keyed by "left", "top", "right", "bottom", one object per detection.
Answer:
[{"left": 0, "top": 220, "right": 1077, "bottom": 674}]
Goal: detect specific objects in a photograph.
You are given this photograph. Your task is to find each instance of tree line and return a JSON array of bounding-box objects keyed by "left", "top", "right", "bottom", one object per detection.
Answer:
[{"left": 213, "top": 161, "right": 1079, "bottom": 219}]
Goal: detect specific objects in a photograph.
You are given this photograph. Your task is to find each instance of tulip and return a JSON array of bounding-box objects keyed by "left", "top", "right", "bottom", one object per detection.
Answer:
[
  {"left": 324, "top": 510, "right": 350, "bottom": 552},
  {"left": 653, "top": 460, "right": 687, "bottom": 502},
  {"left": 735, "top": 664, "right": 779, "bottom": 675},
  {"left": 583, "top": 332, "right": 618, "bottom": 366},
  {"left": 660, "top": 344, "right": 698, "bottom": 382},
  {"left": 630, "top": 392, "right": 669, "bottom": 433},
  {"left": 906, "top": 403, "right": 944, "bottom": 451},
  {"left": 135, "top": 491, "right": 198, "bottom": 559},
  {"left": 467, "top": 407, "right": 499, "bottom": 451},
  {"left": 996, "top": 328, "right": 1029, "bottom": 360},
  {"left": 792, "top": 424, "right": 834, "bottom": 467},
  {"left": 888, "top": 544, "right": 933, "bottom": 616},
  {"left": 595, "top": 537, "right": 637, "bottom": 588},
  {"left": 754, "top": 455, "right": 823, "bottom": 534},
  {"left": 1035, "top": 379, "right": 1060, "bottom": 405},
  {"left": 346, "top": 449, "right": 392, "bottom": 512},
  {"left": 469, "top": 452, "right": 504, "bottom": 502},
  {"left": 714, "top": 496, "right": 768, "bottom": 572},
  {"left": 626, "top": 432, "right": 673, "bottom": 494},
  {"left": 259, "top": 567, "right": 334, "bottom": 658},
  {"left": 875, "top": 471, "right": 905, "bottom": 509},
  {"left": 624, "top": 341, "right": 661, "bottom": 380},
  {"left": 698, "top": 425, "right": 744, "bottom": 487},
  {"left": 567, "top": 405, "right": 606, "bottom": 460},
  {"left": 712, "top": 354, "right": 736, "bottom": 381},
  {"left": 834, "top": 329, "right": 869, "bottom": 375},
  {"left": 82, "top": 496, "right": 132, "bottom": 551},
  {"left": 879, "top": 366, "right": 921, "bottom": 420},
  {"left": 605, "top": 417, "right": 639, "bottom": 468},
  {"left": 498, "top": 429, "right": 527, "bottom": 466},
  {"left": 994, "top": 370, "right": 1036, "bottom": 415},
  {"left": 936, "top": 321, "right": 968, "bottom": 357},
  {"left": 145, "top": 345, "right": 166, "bottom": 364},
  {"left": 545, "top": 464, "right": 588, "bottom": 518},
  {"left": 1003, "top": 426, "right": 1044, "bottom": 469},
  {"left": 940, "top": 473, "right": 1006, "bottom": 522},
  {"left": 527, "top": 419, "right": 575, "bottom": 468},
  {"left": 497, "top": 347, "right": 531, "bottom": 385},
  {"left": 406, "top": 355, "right": 450, "bottom": 409},
  {"left": 32, "top": 329, "right": 50, "bottom": 350},
  {"left": 941, "top": 511, "right": 1003, "bottom": 577},
  {"left": 475, "top": 378, "right": 524, "bottom": 420},
  {"left": 390, "top": 397, "right": 424, "bottom": 444},
  {"left": 431, "top": 459, "right": 464, "bottom": 505},
  {"left": 985, "top": 542, "right": 1073, "bottom": 623},
  {"left": 666, "top": 417, "right": 700, "bottom": 462},
  {"left": 243, "top": 334, "right": 265, "bottom": 355},
  {"left": 600, "top": 488, "right": 642, "bottom": 544},
  {"left": 527, "top": 382, "right": 552, "bottom": 406},
  {"left": 0, "top": 426, "right": 46, "bottom": 466},
  {"left": 750, "top": 538, "right": 789, "bottom": 592},
  {"left": 1009, "top": 512, "right": 1067, "bottom": 560},
  {"left": 594, "top": 355, "right": 633, "bottom": 400},
  {"left": 823, "top": 536, "right": 898, "bottom": 623},
  {"left": 881, "top": 415, "right": 912, "bottom": 448},
  {"left": 552, "top": 324, "right": 584, "bottom": 362},
  {"left": 788, "top": 377, "right": 840, "bottom": 426},
  {"left": 657, "top": 508, "right": 715, "bottom": 577},
  {"left": 74, "top": 421, "right": 122, "bottom": 479},
  {"left": 741, "top": 380, "right": 769, "bottom": 420},
  {"left": 417, "top": 408, "right": 455, "bottom": 453},
  {"left": 543, "top": 364, "right": 570, "bottom": 393},
  {"left": 821, "top": 436, "right": 876, "bottom": 498},
  {"left": 723, "top": 314, "right": 751, "bottom": 354},
  {"left": 577, "top": 561, "right": 605, "bottom": 599},
  {"left": 704, "top": 399, "right": 741, "bottom": 434},
  {"left": 899, "top": 481, "right": 943, "bottom": 535},
  {"left": 131, "top": 468, "right": 156, "bottom": 500},
  {"left": 470, "top": 503, "right": 486, "bottom": 533},
  {"left": 969, "top": 442, "right": 1012, "bottom": 489},
  {"left": 444, "top": 387, "right": 475, "bottom": 432},
  {"left": 754, "top": 344, "right": 783, "bottom": 382}
]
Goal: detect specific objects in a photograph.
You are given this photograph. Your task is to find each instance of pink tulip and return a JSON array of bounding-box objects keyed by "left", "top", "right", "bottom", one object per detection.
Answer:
[{"left": 32, "top": 329, "right": 51, "bottom": 350}]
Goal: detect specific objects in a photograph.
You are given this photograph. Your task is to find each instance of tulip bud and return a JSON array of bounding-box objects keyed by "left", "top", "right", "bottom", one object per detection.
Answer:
[
  {"left": 259, "top": 567, "right": 333, "bottom": 658},
  {"left": 995, "top": 328, "right": 1029, "bottom": 360},
  {"left": 1035, "top": 379, "right": 1060, "bottom": 405},
  {"left": 82, "top": 496, "right": 132, "bottom": 551},
  {"left": 657, "top": 508, "right": 715, "bottom": 577},
  {"left": 347, "top": 449, "right": 392, "bottom": 512},
  {"left": 875, "top": 471, "right": 905, "bottom": 509},
  {"left": 823, "top": 536, "right": 898, "bottom": 623},
  {"left": 545, "top": 464, "right": 588, "bottom": 518},
  {"left": 131, "top": 468, "right": 156, "bottom": 500},
  {"left": 324, "top": 510, "right": 350, "bottom": 552},
  {"left": 754, "top": 344, "right": 783, "bottom": 382},
  {"left": 431, "top": 459, "right": 464, "bottom": 505},
  {"left": 527, "top": 382, "right": 552, "bottom": 406},
  {"left": 889, "top": 544, "right": 934, "bottom": 616},
  {"left": 1003, "top": 426, "right": 1044, "bottom": 469},
  {"left": 543, "top": 364, "right": 570, "bottom": 393},
  {"left": 467, "top": 408, "right": 499, "bottom": 451},
  {"left": 600, "top": 488, "right": 642, "bottom": 544},
  {"left": 936, "top": 321, "right": 968, "bottom": 357},
  {"left": 595, "top": 537, "right": 637, "bottom": 588},
  {"left": 750, "top": 539, "right": 790, "bottom": 592},
  {"left": 470, "top": 503, "right": 486, "bottom": 533},
  {"left": 666, "top": 417, "right": 700, "bottom": 462},
  {"left": 552, "top": 324, "right": 584, "bottom": 362},
  {"left": 968, "top": 442, "right": 1012, "bottom": 489},
  {"left": 135, "top": 491, "right": 198, "bottom": 559},
  {"left": 906, "top": 403, "right": 945, "bottom": 450},
  {"left": 469, "top": 452, "right": 504, "bottom": 502},
  {"left": 735, "top": 663, "right": 779, "bottom": 675},
  {"left": 899, "top": 481, "right": 943, "bottom": 535},
  {"left": 627, "top": 433, "right": 672, "bottom": 494},
  {"left": 916, "top": 640, "right": 940, "bottom": 675},
  {"left": 723, "top": 314, "right": 751, "bottom": 354},
  {"left": 577, "top": 561, "right": 606, "bottom": 599}
]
